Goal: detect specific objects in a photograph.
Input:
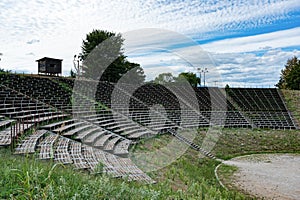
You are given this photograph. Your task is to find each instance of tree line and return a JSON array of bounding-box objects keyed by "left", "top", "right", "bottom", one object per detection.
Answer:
[{"left": 276, "top": 56, "right": 300, "bottom": 90}]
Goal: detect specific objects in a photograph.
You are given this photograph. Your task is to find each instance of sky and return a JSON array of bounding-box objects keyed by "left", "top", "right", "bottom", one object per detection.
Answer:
[{"left": 0, "top": 0, "right": 300, "bottom": 87}]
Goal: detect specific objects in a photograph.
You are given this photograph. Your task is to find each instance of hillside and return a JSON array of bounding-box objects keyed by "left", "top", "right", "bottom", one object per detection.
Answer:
[
  {"left": 0, "top": 73, "right": 299, "bottom": 199},
  {"left": 281, "top": 89, "right": 300, "bottom": 124}
]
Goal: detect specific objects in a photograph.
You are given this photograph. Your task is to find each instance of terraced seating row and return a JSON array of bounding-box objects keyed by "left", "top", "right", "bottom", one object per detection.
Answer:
[
  {"left": 13, "top": 130, "right": 154, "bottom": 183},
  {"left": 41, "top": 119, "right": 132, "bottom": 156},
  {"left": 0, "top": 74, "right": 253, "bottom": 130},
  {"left": 58, "top": 77, "right": 299, "bottom": 129},
  {"left": 1, "top": 73, "right": 298, "bottom": 133},
  {"left": 15, "top": 130, "right": 46, "bottom": 154},
  {"left": 38, "top": 133, "right": 58, "bottom": 159},
  {"left": 0, "top": 85, "right": 69, "bottom": 125},
  {"left": 0, "top": 75, "right": 72, "bottom": 114},
  {"left": 228, "top": 88, "right": 297, "bottom": 129},
  {"left": 0, "top": 118, "right": 14, "bottom": 130},
  {"left": 0, "top": 122, "right": 33, "bottom": 146},
  {"left": 229, "top": 88, "right": 286, "bottom": 111}
]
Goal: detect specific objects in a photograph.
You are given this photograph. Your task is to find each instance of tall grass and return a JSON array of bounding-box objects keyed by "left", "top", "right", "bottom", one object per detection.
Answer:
[{"left": 0, "top": 146, "right": 246, "bottom": 199}]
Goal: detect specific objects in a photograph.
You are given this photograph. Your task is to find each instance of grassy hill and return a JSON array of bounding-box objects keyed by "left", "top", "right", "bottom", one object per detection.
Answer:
[{"left": 281, "top": 89, "right": 300, "bottom": 124}]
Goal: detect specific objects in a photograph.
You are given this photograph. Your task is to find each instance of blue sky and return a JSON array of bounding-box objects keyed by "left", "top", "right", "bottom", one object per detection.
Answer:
[{"left": 0, "top": 0, "right": 300, "bottom": 87}]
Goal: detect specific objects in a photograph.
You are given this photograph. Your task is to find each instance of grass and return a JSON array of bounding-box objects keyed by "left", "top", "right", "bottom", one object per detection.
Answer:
[
  {"left": 281, "top": 89, "right": 300, "bottom": 124},
  {"left": 208, "top": 128, "right": 300, "bottom": 160},
  {"left": 1, "top": 128, "right": 299, "bottom": 199},
  {"left": 216, "top": 164, "right": 239, "bottom": 191},
  {"left": 0, "top": 146, "right": 246, "bottom": 199}
]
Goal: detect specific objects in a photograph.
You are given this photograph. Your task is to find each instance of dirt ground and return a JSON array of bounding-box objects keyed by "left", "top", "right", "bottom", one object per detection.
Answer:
[{"left": 222, "top": 154, "right": 300, "bottom": 200}]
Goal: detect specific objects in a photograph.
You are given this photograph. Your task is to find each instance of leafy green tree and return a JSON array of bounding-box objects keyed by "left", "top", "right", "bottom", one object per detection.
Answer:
[
  {"left": 70, "top": 69, "right": 76, "bottom": 78},
  {"left": 176, "top": 72, "right": 200, "bottom": 87},
  {"left": 154, "top": 72, "right": 176, "bottom": 84},
  {"left": 276, "top": 56, "right": 300, "bottom": 90},
  {"left": 79, "top": 29, "right": 145, "bottom": 83}
]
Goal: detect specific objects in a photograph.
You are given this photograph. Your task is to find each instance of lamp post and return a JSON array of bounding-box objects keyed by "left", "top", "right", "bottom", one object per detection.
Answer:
[
  {"left": 213, "top": 80, "right": 218, "bottom": 87},
  {"left": 73, "top": 54, "right": 81, "bottom": 76},
  {"left": 197, "top": 67, "right": 202, "bottom": 87},
  {"left": 203, "top": 68, "right": 208, "bottom": 87}
]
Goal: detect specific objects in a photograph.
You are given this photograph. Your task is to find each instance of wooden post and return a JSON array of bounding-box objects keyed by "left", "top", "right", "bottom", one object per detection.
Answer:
[{"left": 10, "top": 125, "right": 13, "bottom": 152}]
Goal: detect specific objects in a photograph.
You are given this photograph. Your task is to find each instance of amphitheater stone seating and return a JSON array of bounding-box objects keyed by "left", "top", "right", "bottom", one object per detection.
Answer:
[
  {"left": 54, "top": 137, "right": 73, "bottom": 164},
  {"left": 38, "top": 133, "right": 58, "bottom": 159},
  {"left": 0, "top": 73, "right": 298, "bottom": 184},
  {"left": 0, "top": 122, "right": 33, "bottom": 146},
  {"left": 14, "top": 130, "right": 47, "bottom": 154}
]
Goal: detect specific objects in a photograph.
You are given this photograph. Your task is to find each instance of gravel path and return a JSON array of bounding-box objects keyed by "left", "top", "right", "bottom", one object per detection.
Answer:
[{"left": 222, "top": 154, "right": 300, "bottom": 200}]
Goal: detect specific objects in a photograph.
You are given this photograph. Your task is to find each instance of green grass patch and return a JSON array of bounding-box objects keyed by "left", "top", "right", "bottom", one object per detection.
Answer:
[
  {"left": 281, "top": 89, "right": 300, "bottom": 124},
  {"left": 217, "top": 164, "right": 239, "bottom": 191},
  {"left": 0, "top": 147, "right": 246, "bottom": 199},
  {"left": 192, "top": 128, "right": 300, "bottom": 160}
]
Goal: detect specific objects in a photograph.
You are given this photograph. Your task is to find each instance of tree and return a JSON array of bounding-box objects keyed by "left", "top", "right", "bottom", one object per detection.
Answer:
[
  {"left": 276, "top": 56, "right": 300, "bottom": 90},
  {"left": 79, "top": 29, "right": 145, "bottom": 83},
  {"left": 225, "top": 84, "right": 230, "bottom": 90},
  {"left": 154, "top": 72, "right": 176, "bottom": 84},
  {"left": 70, "top": 69, "right": 76, "bottom": 78},
  {"left": 176, "top": 72, "right": 200, "bottom": 87}
]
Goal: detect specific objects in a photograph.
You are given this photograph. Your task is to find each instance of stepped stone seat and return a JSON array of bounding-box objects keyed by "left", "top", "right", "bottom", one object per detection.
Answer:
[
  {"left": 83, "top": 130, "right": 107, "bottom": 144},
  {"left": 113, "top": 139, "right": 131, "bottom": 155},
  {"left": 109, "top": 122, "right": 139, "bottom": 130},
  {"left": 14, "top": 130, "right": 47, "bottom": 154},
  {"left": 69, "top": 141, "right": 90, "bottom": 169},
  {"left": 0, "top": 107, "right": 20, "bottom": 113},
  {"left": 93, "top": 133, "right": 114, "bottom": 148},
  {"left": 75, "top": 127, "right": 100, "bottom": 140},
  {"left": 129, "top": 131, "right": 152, "bottom": 139},
  {"left": 54, "top": 137, "right": 73, "bottom": 164},
  {"left": 24, "top": 113, "right": 69, "bottom": 123},
  {"left": 114, "top": 124, "right": 144, "bottom": 133},
  {"left": 82, "top": 145, "right": 101, "bottom": 171},
  {"left": 0, "top": 123, "right": 33, "bottom": 146},
  {"left": 53, "top": 121, "right": 86, "bottom": 134},
  {"left": 41, "top": 119, "right": 76, "bottom": 130},
  {"left": 103, "top": 136, "right": 121, "bottom": 152},
  {"left": 0, "top": 119, "right": 14, "bottom": 129},
  {"left": 38, "top": 133, "right": 59, "bottom": 159},
  {"left": 63, "top": 124, "right": 92, "bottom": 136}
]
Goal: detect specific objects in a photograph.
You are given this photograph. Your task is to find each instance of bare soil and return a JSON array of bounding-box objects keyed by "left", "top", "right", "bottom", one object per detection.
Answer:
[{"left": 222, "top": 154, "right": 300, "bottom": 200}]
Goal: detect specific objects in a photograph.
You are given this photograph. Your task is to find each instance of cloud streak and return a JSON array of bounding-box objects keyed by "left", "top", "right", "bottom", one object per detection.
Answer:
[{"left": 202, "top": 27, "right": 300, "bottom": 53}]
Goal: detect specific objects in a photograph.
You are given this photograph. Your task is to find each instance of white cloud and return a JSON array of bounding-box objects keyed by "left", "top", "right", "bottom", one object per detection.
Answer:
[
  {"left": 210, "top": 49, "right": 300, "bottom": 87},
  {"left": 127, "top": 28, "right": 300, "bottom": 86},
  {"left": 202, "top": 27, "right": 300, "bottom": 53},
  {"left": 0, "top": 0, "right": 299, "bottom": 80}
]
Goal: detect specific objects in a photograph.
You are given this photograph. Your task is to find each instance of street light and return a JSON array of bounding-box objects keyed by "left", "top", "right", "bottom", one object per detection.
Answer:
[
  {"left": 197, "top": 67, "right": 202, "bottom": 87},
  {"left": 213, "top": 80, "right": 218, "bottom": 87},
  {"left": 73, "top": 54, "right": 81, "bottom": 76},
  {"left": 202, "top": 68, "right": 208, "bottom": 87}
]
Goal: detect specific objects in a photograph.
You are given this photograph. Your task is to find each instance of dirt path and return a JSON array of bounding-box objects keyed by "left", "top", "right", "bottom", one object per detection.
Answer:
[{"left": 222, "top": 154, "right": 300, "bottom": 200}]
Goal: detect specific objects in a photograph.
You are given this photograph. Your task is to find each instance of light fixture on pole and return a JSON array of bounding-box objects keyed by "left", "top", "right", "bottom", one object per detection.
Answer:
[
  {"left": 197, "top": 67, "right": 202, "bottom": 87},
  {"left": 203, "top": 68, "right": 208, "bottom": 87},
  {"left": 73, "top": 54, "right": 81, "bottom": 76}
]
